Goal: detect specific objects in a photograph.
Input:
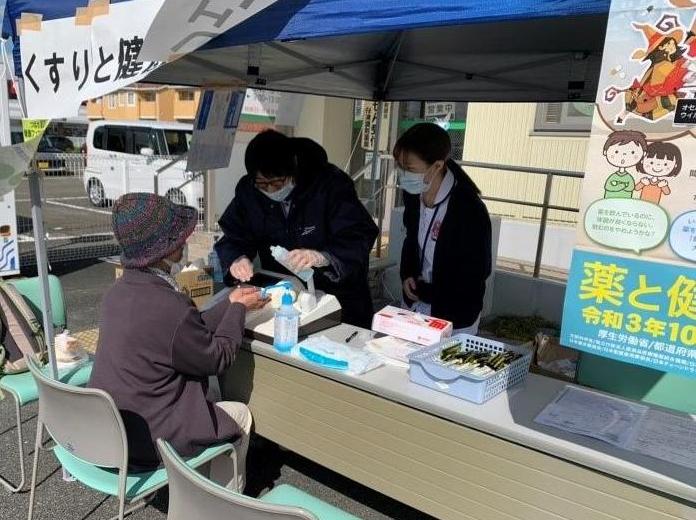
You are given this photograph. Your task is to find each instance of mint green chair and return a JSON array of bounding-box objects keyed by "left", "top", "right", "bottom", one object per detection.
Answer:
[
  {"left": 158, "top": 439, "right": 362, "bottom": 520},
  {"left": 26, "top": 357, "right": 236, "bottom": 520},
  {"left": 0, "top": 275, "right": 93, "bottom": 493}
]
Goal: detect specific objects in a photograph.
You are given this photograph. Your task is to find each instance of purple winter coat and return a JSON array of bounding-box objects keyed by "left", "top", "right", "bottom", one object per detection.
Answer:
[{"left": 88, "top": 269, "right": 245, "bottom": 470}]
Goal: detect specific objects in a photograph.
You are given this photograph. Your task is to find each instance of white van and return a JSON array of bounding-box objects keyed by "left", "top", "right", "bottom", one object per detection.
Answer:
[{"left": 83, "top": 121, "right": 202, "bottom": 212}]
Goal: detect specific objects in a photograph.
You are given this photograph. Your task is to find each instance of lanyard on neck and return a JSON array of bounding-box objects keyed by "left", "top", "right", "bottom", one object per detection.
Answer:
[{"left": 418, "top": 184, "right": 454, "bottom": 273}]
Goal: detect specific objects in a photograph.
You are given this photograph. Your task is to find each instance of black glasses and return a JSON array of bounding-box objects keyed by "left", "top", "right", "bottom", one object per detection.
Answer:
[{"left": 254, "top": 176, "right": 289, "bottom": 191}]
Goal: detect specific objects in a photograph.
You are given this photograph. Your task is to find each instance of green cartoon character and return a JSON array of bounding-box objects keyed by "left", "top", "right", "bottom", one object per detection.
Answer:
[{"left": 602, "top": 130, "right": 647, "bottom": 199}]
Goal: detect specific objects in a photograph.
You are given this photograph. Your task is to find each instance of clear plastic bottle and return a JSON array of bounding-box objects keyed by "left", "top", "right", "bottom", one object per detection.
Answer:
[
  {"left": 270, "top": 245, "right": 314, "bottom": 282},
  {"left": 273, "top": 292, "right": 299, "bottom": 354},
  {"left": 208, "top": 250, "right": 224, "bottom": 283}
]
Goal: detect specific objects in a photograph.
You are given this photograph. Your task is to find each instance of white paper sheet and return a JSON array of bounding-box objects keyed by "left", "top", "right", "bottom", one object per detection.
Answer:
[
  {"left": 535, "top": 386, "right": 648, "bottom": 448},
  {"left": 630, "top": 409, "right": 696, "bottom": 471},
  {"left": 138, "top": 0, "right": 279, "bottom": 61}
]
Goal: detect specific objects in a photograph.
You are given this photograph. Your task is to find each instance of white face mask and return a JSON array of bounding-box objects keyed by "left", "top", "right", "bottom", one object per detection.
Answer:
[
  {"left": 398, "top": 169, "right": 431, "bottom": 195},
  {"left": 260, "top": 180, "right": 295, "bottom": 202}
]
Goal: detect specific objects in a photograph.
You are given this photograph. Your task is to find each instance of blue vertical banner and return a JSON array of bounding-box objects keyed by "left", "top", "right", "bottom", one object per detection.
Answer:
[{"left": 562, "top": 0, "right": 696, "bottom": 377}]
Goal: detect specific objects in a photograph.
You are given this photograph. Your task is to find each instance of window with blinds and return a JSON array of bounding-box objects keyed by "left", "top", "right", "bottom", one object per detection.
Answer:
[{"left": 534, "top": 102, "right": 593, "bottom": 133}]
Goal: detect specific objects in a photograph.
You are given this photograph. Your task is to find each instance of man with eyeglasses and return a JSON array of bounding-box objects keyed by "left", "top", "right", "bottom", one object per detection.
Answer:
[{"left": 214, "top": 130, "right": 379, "bottom": 328}]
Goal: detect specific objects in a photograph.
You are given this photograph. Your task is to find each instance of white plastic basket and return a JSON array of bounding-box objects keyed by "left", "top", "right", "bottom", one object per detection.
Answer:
[{"left": 408, "top": 334, "right": 533, "bottom": 404}]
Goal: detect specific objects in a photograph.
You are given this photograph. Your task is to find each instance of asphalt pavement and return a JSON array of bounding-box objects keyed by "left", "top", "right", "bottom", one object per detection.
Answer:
[{"left": 0, "top": 259, "right": 433, "bottom": 520}]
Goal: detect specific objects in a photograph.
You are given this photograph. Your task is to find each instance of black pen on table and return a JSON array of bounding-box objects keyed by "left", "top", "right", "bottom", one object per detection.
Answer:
[{"left": 345, "top": 330, "right": 359, "bottom": 343}]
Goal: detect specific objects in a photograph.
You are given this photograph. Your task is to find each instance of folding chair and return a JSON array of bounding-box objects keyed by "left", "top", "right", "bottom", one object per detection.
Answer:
[
  {"left": 158, "top": 438, "right": 361, "bottom": 520},
  {"left": 26, "top": 356, "right": 236, "bottom": 520},
  {"left": 0, "top": 275, "right": 92, "bottom": 493}
]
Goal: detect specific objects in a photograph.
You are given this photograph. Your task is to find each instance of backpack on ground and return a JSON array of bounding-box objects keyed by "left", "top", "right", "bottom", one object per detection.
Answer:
[{"left": 0, "top": 283, "right": 46, "bottom": 375}]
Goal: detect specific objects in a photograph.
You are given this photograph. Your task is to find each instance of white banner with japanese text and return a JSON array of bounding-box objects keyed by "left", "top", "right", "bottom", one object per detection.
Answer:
[
  {"left": 139, "top": 0, "right": 279, "bottom": 62},
  {"left": 20, "top": 0, "right": 164, "bottom": 118}
]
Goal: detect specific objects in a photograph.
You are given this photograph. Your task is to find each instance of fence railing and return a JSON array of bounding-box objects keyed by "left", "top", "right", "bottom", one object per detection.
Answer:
[
  {"left": 352, "top": 156, "right": 584, "bottom": 278},
  {"left": 19, "top": 151, "right": 584, "bottom": 279},
  {"left": 459, "top": 160, "right": 583, "bottom": 278},
  {"left": 18, "top": 153, "right": 205, "bottom": 266}
]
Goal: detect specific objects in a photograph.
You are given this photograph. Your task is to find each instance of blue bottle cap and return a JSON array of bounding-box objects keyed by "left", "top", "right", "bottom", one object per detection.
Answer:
[{"left": 281, "top": 293, "right": 293, "bottom": 306}]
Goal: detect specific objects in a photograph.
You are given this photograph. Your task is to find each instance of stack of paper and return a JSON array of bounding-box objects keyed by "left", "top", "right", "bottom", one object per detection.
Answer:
[{"left": 365, "top": 336, "right": 421, "bottom": 368}]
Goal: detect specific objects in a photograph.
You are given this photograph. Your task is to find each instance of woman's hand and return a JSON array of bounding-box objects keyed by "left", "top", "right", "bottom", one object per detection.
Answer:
[
  {"left": 229, "top": 286, "right": 268, "bottom": 310},
  {"left": 230, "top": 256, "right": 254, "bottom": 282},
  {"left": 403, "top": 277, "right": 419, "bottom": 301}
]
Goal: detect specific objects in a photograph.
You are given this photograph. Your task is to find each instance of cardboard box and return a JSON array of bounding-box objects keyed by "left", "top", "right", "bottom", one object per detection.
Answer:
[
  {"left": 176, "top": 268, "right": 214, "bottom": 308},
  {"left": 371, "top": 305, "right": 453, "bottom": 346},
  {"left": 114, "top": 264, "right": 213, "bottom": 308}
]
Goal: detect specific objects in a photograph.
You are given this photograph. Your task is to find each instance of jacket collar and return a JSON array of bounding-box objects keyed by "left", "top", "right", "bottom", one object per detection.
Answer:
[{"left": 121, "top": 268, "right": 175, "bottom": 289}]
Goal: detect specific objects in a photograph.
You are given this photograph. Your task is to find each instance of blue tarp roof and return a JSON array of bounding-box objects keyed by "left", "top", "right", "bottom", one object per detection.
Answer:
[
  {"left": 5, "top": 0, "right": 610, "bottom": 45},
  {"left": 4, "top": 0, "right": 611, "bottom": 102},
  {"left": 201, "top": 0, "right": 611, "bottom": 49}
]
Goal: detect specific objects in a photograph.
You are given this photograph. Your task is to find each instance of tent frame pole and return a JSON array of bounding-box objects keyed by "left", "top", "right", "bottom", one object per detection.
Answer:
[
  {"left": 28, "top": 170, "right": 57, "bottom": 378},
  {"left": 370, "top": 101, "right": 384, "bottom": 257},
  {"left": 9, "top": 74, "right": 58, "bottom": 379}
]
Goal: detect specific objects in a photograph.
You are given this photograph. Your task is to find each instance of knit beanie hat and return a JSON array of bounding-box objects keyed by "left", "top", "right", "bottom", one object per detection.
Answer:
[{"left": 112, "top": 193, "right": 198, "bottom": 268}]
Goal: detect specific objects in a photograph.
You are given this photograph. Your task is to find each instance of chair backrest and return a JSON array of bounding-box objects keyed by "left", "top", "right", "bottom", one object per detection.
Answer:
[
  {"left": 27, "top": 356, "right": 127, "bottom": 469},
  {"left": 9, "top": 275, "right": 67, "bottom": 330},
  {"left": 157, "top": 439, "right": 318, "bottom": 520}
]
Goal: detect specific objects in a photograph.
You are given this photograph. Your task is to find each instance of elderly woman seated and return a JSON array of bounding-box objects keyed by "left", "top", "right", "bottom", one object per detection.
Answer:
[{"left": 89, "top": 193, "right": 267, "bottom": 491}]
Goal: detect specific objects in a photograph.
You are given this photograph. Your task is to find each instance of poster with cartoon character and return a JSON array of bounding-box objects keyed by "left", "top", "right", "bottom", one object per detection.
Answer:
[{"left": 562, "top": 0, "right": 696, "bottom": 378}]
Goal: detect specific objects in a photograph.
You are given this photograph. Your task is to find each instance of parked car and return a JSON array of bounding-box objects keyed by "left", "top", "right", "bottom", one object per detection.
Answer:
[
  {"left": 83, "top": 121, "right": 203, "bottom": 215},
  {"left": 35, "top": 135, "right": 79, "bottom": 176},
  {"left": 38, "top": 135, "right": 76, "bottom": 153}
]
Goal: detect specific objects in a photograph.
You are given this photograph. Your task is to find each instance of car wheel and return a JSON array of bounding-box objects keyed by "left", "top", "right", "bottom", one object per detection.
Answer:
[
  {"left": 88, "top": 179, "right": 106, "bottom": 207},
  {"left": 166, "top": 189, "right": 187, "bottom": 206}
]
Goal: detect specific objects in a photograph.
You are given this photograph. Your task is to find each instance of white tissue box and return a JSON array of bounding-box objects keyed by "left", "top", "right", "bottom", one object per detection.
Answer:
[{"left": 371, "top": 306, "right": 452, "bottom": 346}]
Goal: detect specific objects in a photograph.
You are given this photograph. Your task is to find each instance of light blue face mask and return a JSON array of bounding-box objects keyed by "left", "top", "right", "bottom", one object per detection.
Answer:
[
  {"left": 260, "top": 181, "right": 295, "bottom": 202},
  {"left": 398, "top": 169, "right": 431, "bottom": 195}
]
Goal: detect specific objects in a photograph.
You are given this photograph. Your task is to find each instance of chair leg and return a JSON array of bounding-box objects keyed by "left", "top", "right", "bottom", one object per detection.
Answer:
[
  {"left": 26, "top": 422, "right": 43, "bottom": 520},
  {"left": 106, "top": 492, "right": 156, "bottom": 520},
  {"left": 39, "top": 426, "right": 52, "bottom": 451},
  {"left": 0, "top": 392, "right": 25, "bottom": 493},
  {"left": 230, "top": 447, "right": 239, "bottom": 493}
]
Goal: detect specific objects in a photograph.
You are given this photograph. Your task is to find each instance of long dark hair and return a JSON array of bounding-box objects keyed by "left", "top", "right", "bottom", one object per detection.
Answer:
[{"left": 393, "top": 122, "right": 481, "bottom": 196}]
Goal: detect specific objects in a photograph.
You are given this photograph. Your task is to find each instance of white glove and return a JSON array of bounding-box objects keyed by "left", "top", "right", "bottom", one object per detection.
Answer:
[
  {"left": 286, "top": 249, "right": 329, "bottom": 272},
  {"left": 230, "top": 256, "right": 254, "bottom": 282}
]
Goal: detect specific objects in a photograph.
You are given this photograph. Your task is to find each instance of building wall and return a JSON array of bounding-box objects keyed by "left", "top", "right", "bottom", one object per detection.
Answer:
[
  {"left": 87, "top": 87, "right": 200, "bottom": 122},
  {"left": 462, "top": 103, "right": 589, "bottom": 225},
  {"left": 140, "top": 95, "right": 157, "bottom": 119},
  {"left": 173, "top": 90, "right": 199, "bottom": 121},
  {"left": 87, "top": 99, "right": 103, "bottom": 119},
  {"left": 156, "top": 89, "right": 176, "bottom": 121},
  {"left": 295, "top": 95, "right": 352, "bottom": 168}
]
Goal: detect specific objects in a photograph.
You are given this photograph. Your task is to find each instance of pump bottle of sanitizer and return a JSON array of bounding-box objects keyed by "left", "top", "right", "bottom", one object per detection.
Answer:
[{"left": 274, "top": 292, "right": 299, "bottom": 353}]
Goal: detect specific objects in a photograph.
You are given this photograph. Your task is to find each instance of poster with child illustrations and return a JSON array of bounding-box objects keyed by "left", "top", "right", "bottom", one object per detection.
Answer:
[{"left": 561, "top": 0, "right": 696, "bottom": 378}]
